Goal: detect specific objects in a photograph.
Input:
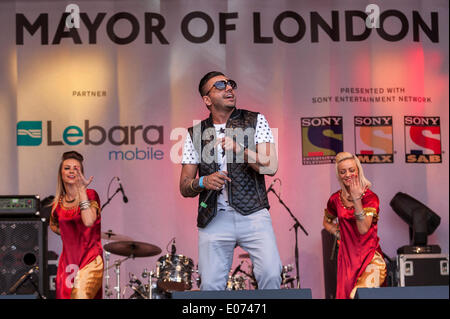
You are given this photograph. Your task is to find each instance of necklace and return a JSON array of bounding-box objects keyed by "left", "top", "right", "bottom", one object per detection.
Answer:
[
  {"left": 58, "top": 196, "right": 79, "bottom": 217},
  {"left": 65, "top": 195, "right": 76, "bottom": 203},
  {"left": 339, "top": 188, "right": 367, "bottom": 209},
  {"left": 339, "top": 190, "right": 354, "bottom": 210}
]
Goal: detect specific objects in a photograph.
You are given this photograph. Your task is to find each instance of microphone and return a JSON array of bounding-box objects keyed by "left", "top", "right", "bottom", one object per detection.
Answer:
[
  {"left": 200, "top": 171, "right": 227, "bottom": 209},
  {"left": 8, "top": 266, "right": 38, "bottom": 294},
  {"left": 171, "top": 238, "right": 177, "bottom": 255},
  {"left": 200, "top": 189, "right": 217, "bottom": 209},
  {"left": 117, "top": 177, "right": 129, "bottom": 203},
  {"left": 267, "top": 178, "right": 279, "bottom": 193},
  {"left": 231, "top": 260, "right": 244, "bottom": 277}
]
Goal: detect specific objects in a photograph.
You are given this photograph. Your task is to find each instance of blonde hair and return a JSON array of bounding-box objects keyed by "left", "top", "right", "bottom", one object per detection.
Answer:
[
  {"left": 335, "top": 152, "right": 371, "bottom": 198},
  {"left": 50, "top": 151, "right": 85, "bottom": 214}
]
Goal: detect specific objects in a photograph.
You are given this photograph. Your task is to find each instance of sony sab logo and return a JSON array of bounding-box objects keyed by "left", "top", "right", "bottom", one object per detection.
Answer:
[
  {"left": 301, "top": 116, "right": 343, "bottom": 165},
  {"left": 404, "top": 116, "right": 442, "bottom": 163},
  {"left": 17, "top": 121, "right": 42, "bottom": 146},
  {"left": 354, "top": 116, "right": 393, "bottom": 164}
]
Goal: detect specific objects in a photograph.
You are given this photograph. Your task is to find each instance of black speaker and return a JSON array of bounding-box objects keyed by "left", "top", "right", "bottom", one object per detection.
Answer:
[
  {"left": 0, "top": 218, "right": 47, "bottom": 297},
  {"left": 172, "top": 288, "right": 312, "bottom": 299},
  {"left": 321, "top": 229, "right": 338, "bottom": 299},
  {"left": 46, "top": 250, "right": 59, "bottom": 299},
  {"left": 355, "top": 286, "right": 449, "bottom": 299}
]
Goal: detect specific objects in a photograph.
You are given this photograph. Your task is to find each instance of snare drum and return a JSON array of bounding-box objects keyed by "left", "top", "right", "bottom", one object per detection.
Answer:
[{"left": 156, "top": 254, "right": 194, "bottom": 291}]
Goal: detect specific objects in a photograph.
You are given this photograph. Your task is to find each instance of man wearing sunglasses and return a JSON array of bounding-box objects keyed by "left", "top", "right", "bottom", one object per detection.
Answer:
[{"left": 179, "top": 71, "right": 282, "bottom": 291}]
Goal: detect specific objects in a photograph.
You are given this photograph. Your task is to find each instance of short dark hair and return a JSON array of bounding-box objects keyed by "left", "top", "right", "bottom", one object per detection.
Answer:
[{"left": 198, "top": 71, "right": 224, "bottom": 96}]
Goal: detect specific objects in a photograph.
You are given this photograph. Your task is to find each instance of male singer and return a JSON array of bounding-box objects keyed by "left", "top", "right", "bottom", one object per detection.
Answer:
[{"left": 179, "top": 71, "right": 282, "bottom": 290}]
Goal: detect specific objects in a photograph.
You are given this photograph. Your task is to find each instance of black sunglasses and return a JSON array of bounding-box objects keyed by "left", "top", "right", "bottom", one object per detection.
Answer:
[{"left": 204, "top": 79, "right": 237, "bottom": 96}]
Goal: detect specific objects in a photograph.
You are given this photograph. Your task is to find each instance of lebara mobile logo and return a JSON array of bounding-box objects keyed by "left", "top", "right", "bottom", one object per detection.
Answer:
[
  {"left": 17, "top": 121, "right": 42, "bottom": 146},
  {"left": 301, "top": 116, "right": 343, "bottom": 165},
  {"left": 15, "top": 120, "right": 164, "bottom": 161},
  {"left": 355, "top": 116, "right": 393, "bottom": 164},
  {"left": 405, "top": 116, "right": 442, "bottom": 163}
]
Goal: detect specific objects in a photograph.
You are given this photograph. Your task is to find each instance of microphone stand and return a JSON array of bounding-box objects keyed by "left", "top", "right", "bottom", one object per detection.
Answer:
[
  {"left": 101, "top": 177, "right": 125, "bottom": 298},
  {"left": 101, "top": 187, "right": 121, "bottom": 210},
  {"left": 27, "top": 276, "right": 45, "bottom": 299},
  {"left": 268, "top": 187, "right": 308, "bottom": 289},
  {"left": 8, "top": 267, "right": 45, "bottom": 299}
]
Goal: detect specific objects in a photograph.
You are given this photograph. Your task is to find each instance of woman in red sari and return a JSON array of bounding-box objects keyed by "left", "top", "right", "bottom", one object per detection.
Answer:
[
  {"left": 49, "top": 151, "right": 103, "bottom": 299},
  {"left": 323, "top": 152, "right": 386, "bottom": 299}
]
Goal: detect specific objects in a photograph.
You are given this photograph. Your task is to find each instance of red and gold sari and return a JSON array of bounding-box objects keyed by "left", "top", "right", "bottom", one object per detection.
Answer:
[
  {"left": 325, "top": 189, "right": 386, "bottom": 299},
  {"left": 52, "top": 189, "right": 103, "bottom": 299}
]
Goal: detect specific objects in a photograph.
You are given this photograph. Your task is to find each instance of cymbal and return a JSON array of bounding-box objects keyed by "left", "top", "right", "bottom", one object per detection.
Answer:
[
  {"left": 101, "top": 230, "right": 132, "bottom": 241},
  {"left": 238, "top": 253, "right": 250, "bottom": 259},
  {"left": 104, "top": 241, "right": 162, "bottom": 257}
]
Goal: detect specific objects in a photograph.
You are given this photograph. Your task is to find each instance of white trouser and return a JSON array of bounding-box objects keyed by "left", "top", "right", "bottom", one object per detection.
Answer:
[{"left": 198, "top": 206, "right": 282, "bottom": 290}]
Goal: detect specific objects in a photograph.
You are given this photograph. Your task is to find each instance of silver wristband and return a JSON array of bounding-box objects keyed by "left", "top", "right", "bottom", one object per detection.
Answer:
[
  {"left": 79, "top": 200, "right": 91, "bottom": 210},
  {"left": 354, "top": 210, "right": 365, "bottom": 220}
]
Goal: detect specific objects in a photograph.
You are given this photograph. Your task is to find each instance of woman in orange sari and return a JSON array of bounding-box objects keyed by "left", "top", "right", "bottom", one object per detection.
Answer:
[
  {"left": 49, "top": 151, "right": 103, "bottom": 299},
  {"left": 323, "top": 152, "right": 386, "bottom": 299}
]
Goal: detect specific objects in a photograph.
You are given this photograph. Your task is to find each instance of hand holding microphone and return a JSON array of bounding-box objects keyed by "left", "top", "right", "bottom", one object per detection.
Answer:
[
  {"left": 200, "top": 171, "right": 231, "bottom": 209},
  {"left": 203, "top": 171, "right": 231, "bottom": 191}
]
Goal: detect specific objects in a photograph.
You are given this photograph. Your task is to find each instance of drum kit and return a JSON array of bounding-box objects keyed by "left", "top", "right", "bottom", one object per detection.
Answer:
[
  {"left": 225, "top": 253, "right": 296, "bottom": 291},
  {"left": 101, "top": 230, "right": 296, "bottom": 299},
  {"left": 101, "top": 231, "right": 196, "bottom": 299}
]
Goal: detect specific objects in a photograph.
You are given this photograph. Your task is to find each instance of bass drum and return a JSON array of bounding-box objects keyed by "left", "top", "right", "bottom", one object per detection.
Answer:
[{"left": 156, "top": 254, "right": 194, "bottom": 292}]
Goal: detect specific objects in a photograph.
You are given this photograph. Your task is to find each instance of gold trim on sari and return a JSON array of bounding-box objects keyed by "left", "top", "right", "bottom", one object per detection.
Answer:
[
  {"left": 324, "top": 209, "right": 337, "bottom": 223},
  {"left": 71, "top": 255, "right": 103, "bottom": 299},
  {"left": 363, "top": 207, "right": 379, "bottom": 222},
  {"left": 350, "top": 251, "right": 386, "bottom": 299},
  {"left": 90, "top": 200, "right": 101, "bottom": 216}
]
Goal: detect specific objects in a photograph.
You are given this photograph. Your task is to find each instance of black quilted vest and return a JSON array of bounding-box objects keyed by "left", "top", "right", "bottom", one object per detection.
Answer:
[{"left": 187, "top": 108, "right": 270, "bottom": 228}]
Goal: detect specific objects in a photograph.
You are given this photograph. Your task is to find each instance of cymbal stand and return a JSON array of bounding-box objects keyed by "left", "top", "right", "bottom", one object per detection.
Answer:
[
  {"left": 103, "top": 232, "right": 115, "bottom": 299},
  {"left": 104, "top": 250, "right": 113, "bottom": 298},
  {"left": 142, "top": 268, "right": 155, "bottom": 299},
  {"left": 112, "top": 256, "right": 132, "bottom": 299},
  {"left": 105, "top": 251, "right": 112, "bottom": 299}
]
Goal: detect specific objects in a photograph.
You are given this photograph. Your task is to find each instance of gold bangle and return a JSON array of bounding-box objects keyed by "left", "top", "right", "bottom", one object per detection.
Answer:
[{"left": 190, "top": 179, "right": 201, "bottom": 193}]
